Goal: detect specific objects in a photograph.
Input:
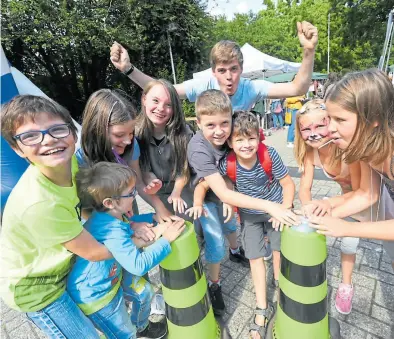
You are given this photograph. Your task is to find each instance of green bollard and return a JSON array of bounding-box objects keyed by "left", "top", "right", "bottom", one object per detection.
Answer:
[
  {"left": 272, "top": 226, "right": 330, "bottom": 339},
  {"left": 160, "top": 221, "right": 220, "bottom": 339}
]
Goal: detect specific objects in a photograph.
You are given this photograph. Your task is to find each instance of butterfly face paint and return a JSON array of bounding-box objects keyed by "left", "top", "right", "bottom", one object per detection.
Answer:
[{"left": 299, "top": 116, "right": 330, "bottom": 142}]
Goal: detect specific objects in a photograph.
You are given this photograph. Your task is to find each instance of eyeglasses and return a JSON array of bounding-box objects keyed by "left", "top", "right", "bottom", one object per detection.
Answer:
[
  {"left": 13, "top": 124, "right": 71, "bottom": 146},
  {"left": 112, "top": 186, "right": 137, "bottom": 200}
]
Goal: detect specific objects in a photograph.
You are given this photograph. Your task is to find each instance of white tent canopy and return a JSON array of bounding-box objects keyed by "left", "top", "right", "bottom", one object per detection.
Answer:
[{"left": 193, "top": 43, "right": 301, "bottom": 80}]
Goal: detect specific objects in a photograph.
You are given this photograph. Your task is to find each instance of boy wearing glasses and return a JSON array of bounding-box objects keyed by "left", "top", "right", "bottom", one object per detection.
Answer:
[
  {"left": 0, "top": 95, "right": 112, "bottom": 338},
  {"left": 67, "top": 162, "right": 185, "bottom": 339}
]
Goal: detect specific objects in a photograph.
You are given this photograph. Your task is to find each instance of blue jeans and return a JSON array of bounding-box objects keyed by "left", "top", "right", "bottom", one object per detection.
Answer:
[
  {"left": 199, "top": 201, "right": 238, "bottom": 263},
  {"left": 89, "top": 273, "right": 154, "bottom": 338},
  {"left": 287, "top": 108, "right": 298, "bottom": 143},
  {"left": 272, "top": 113, "right": 284, "bottom": 128},
  {"left": 26, "top": 290, "right": 99, "bottom": 339}
]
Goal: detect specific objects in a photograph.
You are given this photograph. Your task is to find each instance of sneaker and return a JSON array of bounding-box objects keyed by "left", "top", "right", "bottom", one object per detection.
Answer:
[
  {"left": 208, "top": 283, "right": 225, "bottom": 316},
  {"left": 137, "top": 321, "right": 167, "bottom": 339},
  {"left": 335, "top": 283, "right": 354, "bottom": 315},
  {"left": 229, "top": 247, "right": 250, "bottom": 267},
  {"left": 287, "top": 142, "right": 294, "bottom": 148}
]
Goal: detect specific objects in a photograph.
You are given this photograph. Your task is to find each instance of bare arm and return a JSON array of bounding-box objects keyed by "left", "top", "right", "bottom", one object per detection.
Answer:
[
  {"left": 204, "top": 172, "right": 297, "bottom": 224},
  {"left": 110, "top": 42, "right": 188, "bottom": 99},
  {"left": 298, "top": 151, "right": 314, "bottom": 204},
  {"left": 279, "top": 174, "right": 295, "bottom": 209},
  {"left": 193, "top": 180, "right": 210, "bottom": 206},
  {"left": 331, "top": 162, "right": 380, "bottom": 218},
  {"left": 63, "top": 229, "right": 112, "bottom": 261},
  {"left": 310, "top": 216, "right": 394, "bottom": 241},
  {"left": 267, "top": 22, "right": 318, "bottom": 98}
]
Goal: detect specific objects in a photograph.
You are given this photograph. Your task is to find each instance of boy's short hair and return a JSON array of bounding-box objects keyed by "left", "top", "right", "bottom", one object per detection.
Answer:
[
  {"left": 195, "top": 89, "right": 232, "bottom": 120},
  {"left": 210, "top": 40, "right": 243, "bottom": 70},
  {"left": 1, "top": 95, "right": 78, "bottom": 148},
  {"left": 232, "top": 111, "right": 259, "bottom": 137},
  {"left": 76, "top": 162, "right": 136, "bottom": 212}
]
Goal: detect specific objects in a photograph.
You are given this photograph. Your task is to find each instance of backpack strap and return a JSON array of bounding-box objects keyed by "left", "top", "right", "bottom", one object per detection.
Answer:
[
  {"left": 258, "top": 143, "right": 273, "bottom": 186},
  {"left": 259, "top": 129, "right": 265, "bottom": 142},
  {"left": 226, "top": 150, "right": 237, "bottom": 183}
]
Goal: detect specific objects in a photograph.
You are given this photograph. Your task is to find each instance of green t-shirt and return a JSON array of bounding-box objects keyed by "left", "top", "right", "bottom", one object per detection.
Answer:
[{"left": 0, "top": 156, "right": 82, "bottom": 312}]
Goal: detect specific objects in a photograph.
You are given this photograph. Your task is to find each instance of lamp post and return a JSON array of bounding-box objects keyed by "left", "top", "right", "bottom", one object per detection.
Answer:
[
  {"left": 167, "top": 23, "right": 178, "bottom": 84},
  {"left": 327, "top": 11, "right": 331, "bottom": 73}
]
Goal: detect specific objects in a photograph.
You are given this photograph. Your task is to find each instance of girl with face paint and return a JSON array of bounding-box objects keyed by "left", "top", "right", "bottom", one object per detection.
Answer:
[{"left": 294, "top": 99, "right": 380, "bottom": 315}]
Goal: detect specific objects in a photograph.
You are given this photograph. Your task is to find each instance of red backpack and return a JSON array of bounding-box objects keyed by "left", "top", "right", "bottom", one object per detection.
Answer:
[{"left": 226, "top": 129, "right": 273, "bottom": 187}]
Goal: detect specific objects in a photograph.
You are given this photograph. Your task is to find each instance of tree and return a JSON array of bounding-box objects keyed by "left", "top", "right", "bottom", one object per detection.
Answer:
[{"left": 2, "top": 0, "right": 212, "bottom": 119}]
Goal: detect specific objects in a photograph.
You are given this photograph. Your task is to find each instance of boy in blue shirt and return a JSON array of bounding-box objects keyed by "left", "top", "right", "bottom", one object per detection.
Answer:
[
  {"left": 67, "top": 162, "right": 185, "bottom": 339},
  {"left": 186, "top": 90, "right": 298, "bottom": 319}
]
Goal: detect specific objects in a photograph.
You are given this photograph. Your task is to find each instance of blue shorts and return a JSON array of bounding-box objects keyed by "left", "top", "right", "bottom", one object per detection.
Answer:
[{"left": 199, "top": 201, "right": 238, "bottom": 264}]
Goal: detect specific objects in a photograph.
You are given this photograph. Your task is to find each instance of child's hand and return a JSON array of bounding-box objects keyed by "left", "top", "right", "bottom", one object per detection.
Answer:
[
  {"left": 153, "top": 221, "right": 170, "bottom": 239},
  {"left": 162, "top": 219, "right": 186, "bottom": 243},
  {"left": 223, "top": 203, "right": 234, "bottom": 223},
  {"left": 185, "top": 205, "right": 207, "bottom": 220},
  {"left": 265, "top": 202, "right": 299, "bottom": 226},
  {"left": 302, "top": 200, "right": 331, "bottom": 217},
  {"left": 130, "top": 222, "right": 155, "bottom": 242},
  {"left": 154, "top": 205, "right": 178, "bottom": 224},
  {"left": 143, "top": 179, "right": 163, "bottom": 195},
  {"left": 168, "top": 193, "right": 188, "bottom": 214},
  {"left": 269, "top": 217, "right": 289, "bottom": 232},
  {"left": 308, "top": 215, "right": 349, "bottom": 237}
]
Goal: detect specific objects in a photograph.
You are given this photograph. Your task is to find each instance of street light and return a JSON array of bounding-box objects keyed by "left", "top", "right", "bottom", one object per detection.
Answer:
[
  {"left": 327, "top": 11, "right": 331, "bottom": 73},
  {"left": 167, "top": 23, "right": 178, "bottom": 84}
]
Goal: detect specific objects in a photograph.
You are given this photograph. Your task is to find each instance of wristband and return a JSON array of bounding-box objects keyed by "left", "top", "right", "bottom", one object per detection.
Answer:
[{"left": 123, "top": 64, "right": 135, "bottom": 76}]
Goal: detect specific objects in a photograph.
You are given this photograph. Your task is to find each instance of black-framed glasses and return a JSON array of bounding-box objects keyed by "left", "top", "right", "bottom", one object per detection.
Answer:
[
  {"left": 13, "top": 124, "right": 71, "bottom": 146},
  {"left": 112, "top": 186, "right": 137, "bottom": 200}
]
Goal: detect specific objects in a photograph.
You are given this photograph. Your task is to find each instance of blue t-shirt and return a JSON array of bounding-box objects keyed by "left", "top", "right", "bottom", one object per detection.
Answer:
[
  {"left": 183, "top": 77, "right": 272, "bottom": 111},
  {"left": 218, "top": 146, "right": 288, "bottom": 214},
  {"left": 66, "top": 212, "right": 171, "bottom": 315},
  {"left": 75, "top": 138, "right": 140, "bottom": 167}
]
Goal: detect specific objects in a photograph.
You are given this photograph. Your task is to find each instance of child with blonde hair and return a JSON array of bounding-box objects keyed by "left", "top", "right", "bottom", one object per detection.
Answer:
[{"left": 294, "top": 98, "right": 379, "bottom": 314}]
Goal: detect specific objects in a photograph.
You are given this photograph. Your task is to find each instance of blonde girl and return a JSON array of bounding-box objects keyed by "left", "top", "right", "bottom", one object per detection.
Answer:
[
  {"left": 310, "top": 69, "right": 394, "bottom": 268},
  {"left": 294, "top": 99, "right": 379, "bottom": 315}
]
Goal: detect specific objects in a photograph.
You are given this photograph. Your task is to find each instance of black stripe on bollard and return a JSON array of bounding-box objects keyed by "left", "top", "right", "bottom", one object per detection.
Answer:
[
  {"left": 281, "top": 254, "right": 326, "bottom": 287},
  {"left": 160, "top": 258, "right": 204, "bottom": 290},
  {"left": 279, "top": 290, "right": 327, "bottom": 324},
  {"left": 165, "top": 292, "right": 211, "bottom": 326}
]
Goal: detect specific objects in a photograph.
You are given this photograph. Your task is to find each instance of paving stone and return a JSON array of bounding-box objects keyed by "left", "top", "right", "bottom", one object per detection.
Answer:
[
  {"left": 326, "top": 236, "right": 336, "bottom": 247},
  {"left": 225, "top": 303, "right": 253, "bottom": 339},
  {"left": 221, "top": 270, "right": 246, "bottom": 295},
  {"left": 379, "top": 260, "right": 394, "bottom": 275},
  {"left": 231, "top": 285, "right": 257, "bottom": 309},
  {"left": 374, "top": 281, "right": 394, "bottom": 311},
  {"left": 351, "top": 271, "right": 376, "bottom": 290},
  {"left": 361, "top": 249, "right": 381, "bottom": 269},
  {"left": 371, "top": 304, "right": 394, "bottom": 326},
  {"left": 1, "top": 324, "right": 10, "bottom": 339},
  {"left": 222, "top": 258, "right": 251, "bottom": 276},
  {"left": 8, "top": 322, "right": 39, "bottom": 339},
  {"left": 327, "top": 273, "right": 341, "bottom": 289},
  {"left": 337, "top": 319, "right": 368, "bottom": 339},
  {"left": 4, "top": 312, "right": 28, "bottom": 333},
  {"left": 352, "top": 285, "right": 373, "bottom": 315},
  {"left": 358, "top": 240, "right": 384, "bottom": 252},
  {"left": 365, "top": 335, "right": 381, "bottom": 339},
  {"left": 359, "top": 266, "right": 394, "bottom": 286},
  {"left": 346, "top": 310, "right": 391, "bottom": 338}
]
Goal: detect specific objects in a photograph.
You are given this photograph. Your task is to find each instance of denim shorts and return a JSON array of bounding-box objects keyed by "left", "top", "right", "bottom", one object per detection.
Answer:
[{"left": 199, "top": 201, "right": 238, "bottom": 264}]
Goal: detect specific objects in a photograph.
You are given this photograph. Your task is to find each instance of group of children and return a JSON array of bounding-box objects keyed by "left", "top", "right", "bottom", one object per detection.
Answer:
[{"left": 1, "top": 31, "right": 394, "bottom": 339}]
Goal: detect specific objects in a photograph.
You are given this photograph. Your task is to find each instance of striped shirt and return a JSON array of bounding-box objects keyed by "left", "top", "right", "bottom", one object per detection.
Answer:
[{"left": 218, "top": 146, "right": 288, "bottom": 214}]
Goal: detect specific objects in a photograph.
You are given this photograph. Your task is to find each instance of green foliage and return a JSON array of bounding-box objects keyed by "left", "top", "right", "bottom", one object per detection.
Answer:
[
  {"left": 2, "top": 0, "right": 211, "bottom": 119},
  {"left": 209, "top": 0, "right": 390, "bottom": 73}
]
